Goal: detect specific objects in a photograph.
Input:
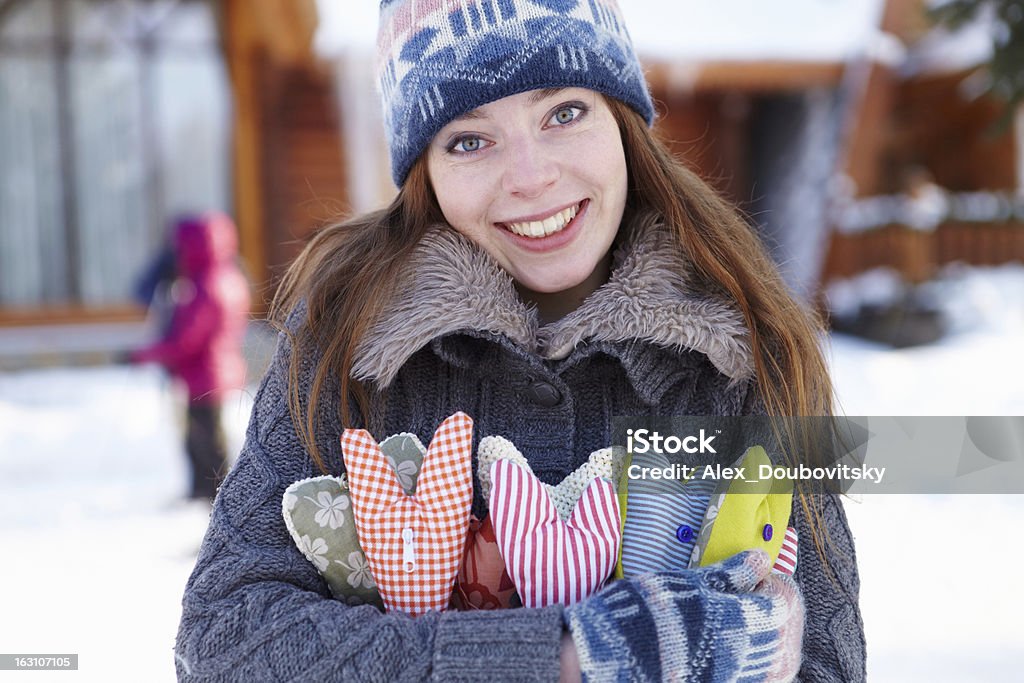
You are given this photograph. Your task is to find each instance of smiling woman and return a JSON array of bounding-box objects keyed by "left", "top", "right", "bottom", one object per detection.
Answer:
[
  {"left": 173, "top": 0, "right": 866, "bottom": 681},
  {"left": 427, "top": 88, "right": 627, "bottom": 315}
]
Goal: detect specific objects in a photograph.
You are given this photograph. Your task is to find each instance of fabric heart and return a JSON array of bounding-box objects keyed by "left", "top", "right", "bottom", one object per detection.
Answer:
[
  {"left": 282, "top": 475, "right": 384, "bottom": 609},
  {"left": 342, "top": 412, "right": 473, "bottom": 615},
  {"left": 477, "top": 435, "right": 625, "bottom": 519},
  {"left": 617, "top": 450, "right": 717, "bottom": 577},
  {"left": 449, "top": 514, "right": 519, "bottom": 610},
  {"left": 773, "top": 526, "right": 799, "bottom": 576},
  {"left": 377, "top": 432, "right": 427, "bottom": 494},
  {"left": 488, "top": 458, "right": 621, "bottom": 608},
  {"left": 282, "top": 433, "right": 427, "bottom": 608},
  {"left": 689, "top": 445, "right": 794, "bottom": 570},
  {"left": 457, "top": 437, "right": 624, "bottom": 609}
]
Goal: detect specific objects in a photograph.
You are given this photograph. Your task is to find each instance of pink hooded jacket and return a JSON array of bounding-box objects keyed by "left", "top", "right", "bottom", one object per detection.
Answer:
[{"left": 133, "top": 213, "right": 251, "bottom": 403}]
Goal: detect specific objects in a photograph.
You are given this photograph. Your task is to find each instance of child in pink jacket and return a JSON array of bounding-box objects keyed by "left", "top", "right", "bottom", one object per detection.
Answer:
[{"left": 132, "top": 213, "right": 250, "bottom": 500}]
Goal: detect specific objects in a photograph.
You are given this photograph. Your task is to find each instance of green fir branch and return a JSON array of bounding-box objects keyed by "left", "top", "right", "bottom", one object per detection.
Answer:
[{"left": 929, "top": 0, "right": 1024, "bottom": 129}]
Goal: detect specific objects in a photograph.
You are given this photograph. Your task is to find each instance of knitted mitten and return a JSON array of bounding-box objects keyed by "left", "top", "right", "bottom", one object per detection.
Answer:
[{"left": 565, "top": 550, "right": 804, "bottom": 683}]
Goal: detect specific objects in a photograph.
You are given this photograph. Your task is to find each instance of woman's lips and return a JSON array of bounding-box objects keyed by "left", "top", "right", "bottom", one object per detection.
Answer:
[
  {"left": 500, "top": 201, "right": 581, "bottom": 238},
  {"left": 495, "top": 200, "right": 589, "bottom": 253}
]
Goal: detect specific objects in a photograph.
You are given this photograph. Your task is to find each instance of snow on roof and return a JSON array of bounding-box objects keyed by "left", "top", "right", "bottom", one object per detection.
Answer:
[
  {"left": 902, "top": 3, "right": 995, "bottom": 76},
  {"left": 314, "top": 0, "right": 887, "bottom": 63},
  {"left": 622, "top": 0, "right": 886, "bottom": 63}
]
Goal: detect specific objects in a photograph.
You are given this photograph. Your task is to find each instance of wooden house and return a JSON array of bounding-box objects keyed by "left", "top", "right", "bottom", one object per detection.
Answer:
[
  {"left": 0, "top": 0, "right": 1020, "bottom": 331},
  {"left": 0, "top": 0, "right": 341, "bottom": 326},
  {"left": 822, "top": 0, "right": 1024, "bottom": 286}
]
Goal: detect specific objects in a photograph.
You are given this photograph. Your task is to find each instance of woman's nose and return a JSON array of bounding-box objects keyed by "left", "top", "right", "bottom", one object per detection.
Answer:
[{"left": 501, "top": 137, "right": 559, "bottom": 198}]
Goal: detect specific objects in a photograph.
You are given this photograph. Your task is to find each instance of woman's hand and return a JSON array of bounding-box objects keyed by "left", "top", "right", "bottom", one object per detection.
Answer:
[
  {"left": 559, "top": 630, "right": 582, "bottom": 683},
  {"left": 565, "top": 550, "right": 804, "bottom": 682}
]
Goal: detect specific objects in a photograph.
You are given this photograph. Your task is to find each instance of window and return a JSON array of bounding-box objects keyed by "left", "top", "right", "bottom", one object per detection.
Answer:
[{"left": 0, "top": 0, "right": 230, "bottom": 309}]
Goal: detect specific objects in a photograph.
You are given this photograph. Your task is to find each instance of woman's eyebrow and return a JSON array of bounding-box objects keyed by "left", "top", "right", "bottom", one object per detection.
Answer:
[
  {"left": 529, "top": 87, "right": 567, "bottom": 104},
  {"left": 450, "top": 87, "right": 570, "bottom": 123},
  {"left": 453, "top": 108, "right": 487, "bottom": 122}
]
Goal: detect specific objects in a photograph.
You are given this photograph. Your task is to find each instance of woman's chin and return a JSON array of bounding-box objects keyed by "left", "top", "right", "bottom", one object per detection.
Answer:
[
  {"left": 514, "top": 273, "right": 588, "bottom": 296},
  {"left": 510, "top": 252, "right": 613, "bottom": 303}
]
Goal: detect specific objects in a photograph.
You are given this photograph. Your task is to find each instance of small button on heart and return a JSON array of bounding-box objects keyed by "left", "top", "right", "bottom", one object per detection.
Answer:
[{"left": 675, "top": 524, "right": 694, "bottom": 543}]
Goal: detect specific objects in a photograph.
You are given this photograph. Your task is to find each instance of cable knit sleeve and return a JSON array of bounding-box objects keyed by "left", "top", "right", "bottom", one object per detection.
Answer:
[
  {"left": 740, "top": 380, "right": 867, "bottom": 682},
  {"left": 791, "top": 493, "right": 866, "bottom": 682},
  {"left": 173, "top": 318, "right": 565, "bottom": 682}
]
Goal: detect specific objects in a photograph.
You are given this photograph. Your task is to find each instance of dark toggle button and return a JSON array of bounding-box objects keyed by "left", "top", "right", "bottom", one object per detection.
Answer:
[
  {"left": 675, "top": 524, "right": 694, "bottom": 544},
  {"left": 762, "top": 524, "right": 773, "bottom": 542},
  {"left": 523, "top": 380, "right": 563, "bottom": 407}
]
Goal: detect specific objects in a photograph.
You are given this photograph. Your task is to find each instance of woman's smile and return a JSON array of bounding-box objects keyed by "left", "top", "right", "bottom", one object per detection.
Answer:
[
  {"left": 498, "top": 200, "right": 581, "bottom": 238},
  {"left": 427, "top": 88, "right": 627, "bottom": 301},
  {"left": 495, "top": 199, "right": 589, "bottom": 253}
]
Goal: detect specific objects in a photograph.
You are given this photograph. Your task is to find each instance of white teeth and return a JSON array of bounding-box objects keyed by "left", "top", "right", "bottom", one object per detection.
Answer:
[{"left": 506, "top": 203, "right": 579, "bottom": 238}]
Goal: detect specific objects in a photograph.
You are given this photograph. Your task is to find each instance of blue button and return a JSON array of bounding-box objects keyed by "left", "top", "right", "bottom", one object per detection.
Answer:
[
  {"left": 675, "top": 525, "right": 694, "bottom": 543},
  {"left": 762, "top": 524, "right": 773, "bottom": 542}
]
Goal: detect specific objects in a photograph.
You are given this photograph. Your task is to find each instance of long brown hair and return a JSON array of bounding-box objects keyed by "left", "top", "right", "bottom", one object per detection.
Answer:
[
  {"left": 272, "top": 95, "right": 838, "bottom": 569},
  {"left": 608, "top": 97, "right": 833, "bottom": 418},
  {"left": 270, "top": 160, "right": 442, "bottom": 466},
  {"left": 605, "top": 97, "right": 839, "bottom": 573}
]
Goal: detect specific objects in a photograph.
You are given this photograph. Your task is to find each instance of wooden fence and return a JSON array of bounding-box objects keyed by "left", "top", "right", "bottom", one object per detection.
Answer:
[{"left": 822, "top": 221, "right": 1024, "bottom": 283}]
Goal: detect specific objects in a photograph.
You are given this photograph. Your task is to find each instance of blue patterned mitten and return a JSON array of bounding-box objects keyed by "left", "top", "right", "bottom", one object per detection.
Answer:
[{"left": 565, "top": 550, "right": 804, "bottom": 683}]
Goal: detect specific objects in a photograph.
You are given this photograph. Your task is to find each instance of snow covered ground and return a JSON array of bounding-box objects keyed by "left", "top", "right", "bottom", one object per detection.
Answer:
[
  {"left": 0, "top": 366, "right": 252, "bottom": 680},
  {"left": 1, "top": 264, "right": 1022, "bottom": 682},
  {"left": 828, "top": 264, "right": 1024, "bottom": 682}
]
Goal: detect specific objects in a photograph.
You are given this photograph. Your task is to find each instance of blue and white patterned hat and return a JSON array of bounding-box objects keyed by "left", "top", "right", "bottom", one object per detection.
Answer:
[{"left": 377, "top": 0, "right": 655, "bottom": 186}]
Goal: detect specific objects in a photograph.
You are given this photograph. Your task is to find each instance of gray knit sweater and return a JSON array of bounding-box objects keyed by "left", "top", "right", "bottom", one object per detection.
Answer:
[{"left": 175, "top": 212, "right": 866, "bottom": 681}]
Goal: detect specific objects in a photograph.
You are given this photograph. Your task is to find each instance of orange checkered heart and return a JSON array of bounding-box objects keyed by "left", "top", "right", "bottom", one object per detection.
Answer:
[
  {"left": 489, "top": 459, "right": 621, "bottom": 608},
  {"left": 341, "top": 412, "right": 474, "bottom": 615}
]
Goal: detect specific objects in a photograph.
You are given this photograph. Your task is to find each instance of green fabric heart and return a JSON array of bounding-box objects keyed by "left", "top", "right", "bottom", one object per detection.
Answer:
[
  {"left": 281, "top": 433, "right": 426, "bottom": 607},
  {"left": 378, "top": 432, "right": 426, "bottom": 495},
  {"left": 688, "top": 445, "right": 793, "bottom": 569}
]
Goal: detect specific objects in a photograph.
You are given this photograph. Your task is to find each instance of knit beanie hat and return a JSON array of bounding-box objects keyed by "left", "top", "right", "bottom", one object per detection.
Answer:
[{"left": 377, "top": 0, "right": 655, "bottom": 186}]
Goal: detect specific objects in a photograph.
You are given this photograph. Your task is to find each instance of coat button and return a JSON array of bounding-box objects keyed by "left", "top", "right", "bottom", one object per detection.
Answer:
[
  {"left": 762, "top": 524, "right": 773, "bottom": 542},
  {"left": 523, "top": 380, "right": 562, "bottom": 407},
  {"left": 675, "top": 524, "right": 694, "bottom": 543}
]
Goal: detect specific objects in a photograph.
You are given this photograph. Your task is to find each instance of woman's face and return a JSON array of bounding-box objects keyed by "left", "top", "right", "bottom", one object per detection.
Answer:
[{"left": 426, "top": 88, "right": 627, "bottom": 296}]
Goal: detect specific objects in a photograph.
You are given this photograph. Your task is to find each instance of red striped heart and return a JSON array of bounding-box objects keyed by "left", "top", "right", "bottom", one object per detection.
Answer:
[
  {"left": 488, "top": 458, "right": 620, "bottom": 608},
  {"left": 772, "top": 526, "right": 799, "bottom": 576}
]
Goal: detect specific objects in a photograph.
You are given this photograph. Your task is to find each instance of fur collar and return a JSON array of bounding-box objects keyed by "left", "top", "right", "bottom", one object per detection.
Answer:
[{"left": 351, "top": 210, "right": 753, "bottom": 388}]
